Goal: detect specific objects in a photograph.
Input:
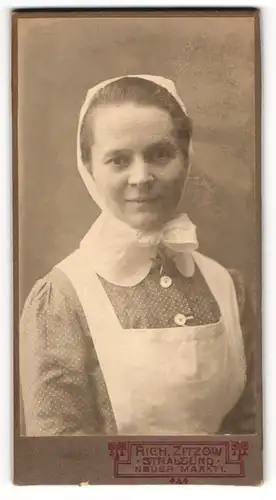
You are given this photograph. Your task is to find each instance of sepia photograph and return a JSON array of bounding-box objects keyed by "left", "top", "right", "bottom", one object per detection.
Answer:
[{"left": 13, "top": 9, "right": 262, "bottom": 485}]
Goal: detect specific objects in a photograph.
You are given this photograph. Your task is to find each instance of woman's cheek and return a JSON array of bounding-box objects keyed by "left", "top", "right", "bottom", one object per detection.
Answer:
[
  {"left": 104, "top": 171, "right": 127, "bottom": 207},
  {"left": 161, "top": 160, "right": 187, "bottom": 187},
  {"left": 161, "top": 161, "right": 187, "bottom": 209},
  {"left": 94, "top": 165, "right": 122, "bottom": 200}
]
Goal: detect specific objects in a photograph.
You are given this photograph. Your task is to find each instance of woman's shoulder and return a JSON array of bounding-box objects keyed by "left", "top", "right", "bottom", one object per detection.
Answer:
[
  {"left": 194, "top": 250, "right": 244, "bottom": 284},
  {"left": 20, "top": 263, "right": 94, "bottom": 368},
  {"left": 227, "top": 268, "right": 247, "bottom": 314},
  {"left": 194, "top": 251, "right": 246, "bottom": 317},
  {"left": 21, "top": 265, "right": 85, "bottom": 325}
]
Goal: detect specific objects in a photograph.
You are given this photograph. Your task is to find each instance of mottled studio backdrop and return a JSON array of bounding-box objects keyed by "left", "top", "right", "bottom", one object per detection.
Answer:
[{"left": 17, "top": 16, "right": 257, "bottom": 311}]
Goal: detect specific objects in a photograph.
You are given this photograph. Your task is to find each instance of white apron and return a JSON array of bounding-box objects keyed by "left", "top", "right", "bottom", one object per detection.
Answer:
[{"left": 56, "top": 250, "right": 246, "bottom": 435}]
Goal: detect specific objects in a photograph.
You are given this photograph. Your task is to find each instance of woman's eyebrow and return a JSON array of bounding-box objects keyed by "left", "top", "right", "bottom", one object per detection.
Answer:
[
  {"left": 143, "top": 138, "right": 176, "bottom": 152},
  {"left": 103, "top": 148, "right": 131, "bottom": 159},
  {"left": 102, "top": 139, "right": 176, "bottom": 160}
]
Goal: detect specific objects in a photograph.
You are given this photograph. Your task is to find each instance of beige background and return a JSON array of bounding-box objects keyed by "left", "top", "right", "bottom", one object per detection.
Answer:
[{"left": 17, "top": 16, "right": 256, "bottom": 309}]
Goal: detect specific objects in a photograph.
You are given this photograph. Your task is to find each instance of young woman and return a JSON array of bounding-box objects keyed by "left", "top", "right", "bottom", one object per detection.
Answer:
[{"left": 20, "top": 75, "right": 256, "bottom": 436}]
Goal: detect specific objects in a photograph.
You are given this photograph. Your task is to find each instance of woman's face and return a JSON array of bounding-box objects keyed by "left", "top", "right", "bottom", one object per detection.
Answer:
[{"left": 89, "top": 103, "right": 189, "bottom": 231}]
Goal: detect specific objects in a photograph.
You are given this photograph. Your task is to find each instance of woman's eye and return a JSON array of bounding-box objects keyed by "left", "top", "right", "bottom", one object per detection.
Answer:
[
  {"left": 148, "top": 145, "right": 176, "bottom": 164},
  {"left": 108, "top": 155, "right": 131, "bottom": 168}
]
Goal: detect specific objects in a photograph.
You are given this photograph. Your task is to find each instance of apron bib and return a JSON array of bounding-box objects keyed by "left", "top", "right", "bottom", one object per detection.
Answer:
[{"left": 57, "top": 251, "right": 246, "bottom": 434}]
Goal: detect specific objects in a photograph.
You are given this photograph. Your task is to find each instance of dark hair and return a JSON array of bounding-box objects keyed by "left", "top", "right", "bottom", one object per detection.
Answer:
[{"left": 79, "top": 77, "right": 192, "bottom": 168}]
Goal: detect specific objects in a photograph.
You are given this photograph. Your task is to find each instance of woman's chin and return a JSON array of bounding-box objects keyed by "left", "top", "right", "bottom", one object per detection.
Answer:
[{"left": 124, "top": 212, "right": 165, "bottom": 232}]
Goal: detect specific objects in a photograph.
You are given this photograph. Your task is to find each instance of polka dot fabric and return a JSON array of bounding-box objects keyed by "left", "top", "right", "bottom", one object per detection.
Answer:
[
  {"left": 98, "top": 258, "right": 221, "bottom": 329},
  {"left": 20, "top": 265, "right": 255, "bottom": 436},
  {"left": 20, "top": 272, "right": 117, "bottom": 436}
]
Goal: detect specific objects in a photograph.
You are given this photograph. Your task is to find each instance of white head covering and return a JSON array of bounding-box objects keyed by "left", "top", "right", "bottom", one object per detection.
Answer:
[
  {"left": 76, "top": 74, "right": 198, "bottom": 286},
  {"left": 77, "top": 74, "right": 192, "bottom": 209}
]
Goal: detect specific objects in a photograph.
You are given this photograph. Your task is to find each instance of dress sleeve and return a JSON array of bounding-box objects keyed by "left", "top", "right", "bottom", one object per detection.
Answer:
[
  {"left": 219, "top": 270, "right": 258, "bottom": 434},
  {"left": 20, "top": 268, "right": 104, "bottom": 436}
]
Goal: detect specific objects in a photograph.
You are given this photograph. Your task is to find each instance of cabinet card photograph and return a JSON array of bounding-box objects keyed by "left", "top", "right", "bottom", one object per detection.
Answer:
[{"left": 13, "top": 9, "right": 262, "bottom": 486}]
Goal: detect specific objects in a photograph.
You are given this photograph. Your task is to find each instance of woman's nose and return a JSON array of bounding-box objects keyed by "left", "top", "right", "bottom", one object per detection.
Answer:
[{"left": 128, "top": 157, "right": 154, "bottom": 186}]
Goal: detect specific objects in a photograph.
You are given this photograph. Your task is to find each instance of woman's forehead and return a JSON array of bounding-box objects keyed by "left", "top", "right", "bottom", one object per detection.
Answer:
[{"left": 89, "top": 103, "right": 176, "bottom": 151}]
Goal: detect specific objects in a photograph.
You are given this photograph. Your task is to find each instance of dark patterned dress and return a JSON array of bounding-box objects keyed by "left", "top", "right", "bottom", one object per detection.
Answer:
[{"left": 20, "top": 256, "right": 256, "bottom": 436}]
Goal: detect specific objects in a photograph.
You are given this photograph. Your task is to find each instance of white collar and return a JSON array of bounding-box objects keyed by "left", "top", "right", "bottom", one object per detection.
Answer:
[{"left": 79, "top": 212, "right": 198, "bottom": 287}]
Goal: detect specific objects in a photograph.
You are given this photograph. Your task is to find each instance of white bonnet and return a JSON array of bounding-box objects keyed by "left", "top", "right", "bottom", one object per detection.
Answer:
[{"left": 76, "top": 74, "right": 192, "bottom": 209}]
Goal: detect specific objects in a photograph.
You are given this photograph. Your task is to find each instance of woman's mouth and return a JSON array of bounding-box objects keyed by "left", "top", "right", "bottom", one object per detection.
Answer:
[{"left": 125, "top": 196, "right": 160, "bottom": 204}]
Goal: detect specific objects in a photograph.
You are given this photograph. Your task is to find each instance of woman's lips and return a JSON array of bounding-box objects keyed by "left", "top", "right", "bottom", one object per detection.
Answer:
[{"left": 125, "top": 196, "right": 160, "bottom": 203}]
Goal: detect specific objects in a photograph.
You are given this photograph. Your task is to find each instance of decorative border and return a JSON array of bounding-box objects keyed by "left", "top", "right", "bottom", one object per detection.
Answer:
[{"left": 108, "top": 440, "right": 249, "bottom": 482}]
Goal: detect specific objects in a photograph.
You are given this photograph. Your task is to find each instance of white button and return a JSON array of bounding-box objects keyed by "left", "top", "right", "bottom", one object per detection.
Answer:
[
  {"left": 174, "top": 313, "right": 187, "bottom": 326},
  {"left": 160, "top": 276, "right": 172, "bottom": 288}
]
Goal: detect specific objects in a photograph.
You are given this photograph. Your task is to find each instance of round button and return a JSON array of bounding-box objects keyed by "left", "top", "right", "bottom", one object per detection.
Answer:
[
  {"left": 160, "top": 275, "right": 172, "bottom": 288},
  {"left": 174, "top": 313, "right": 187, "bottom": 326}
]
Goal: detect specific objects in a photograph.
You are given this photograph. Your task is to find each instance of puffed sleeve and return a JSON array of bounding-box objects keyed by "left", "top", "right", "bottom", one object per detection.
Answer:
[
  {"left": 219, "top": 270, "right": 258, "bottom": 434},
  {"left": 20, "top": 268, "right": 106, "bottom": 436}
]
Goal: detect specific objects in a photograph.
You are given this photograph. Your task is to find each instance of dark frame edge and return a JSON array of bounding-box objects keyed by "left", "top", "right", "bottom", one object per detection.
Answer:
[
  {"left": 12, "top": 11, "right": 20, "bottom": 485},
  {"left": 11, "top": 7, "right": 260, "bottom": 18},
  {"left": 11, "top": 8, "right": 263, "bottom": 486},
  {"left": 254, "top": 10, "right": 264, "bottom": 484}
]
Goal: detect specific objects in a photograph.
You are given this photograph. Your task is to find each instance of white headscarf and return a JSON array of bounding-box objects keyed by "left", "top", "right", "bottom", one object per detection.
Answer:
[{"left": 77, "top": 75, "right": 198, "bottom": 286}]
